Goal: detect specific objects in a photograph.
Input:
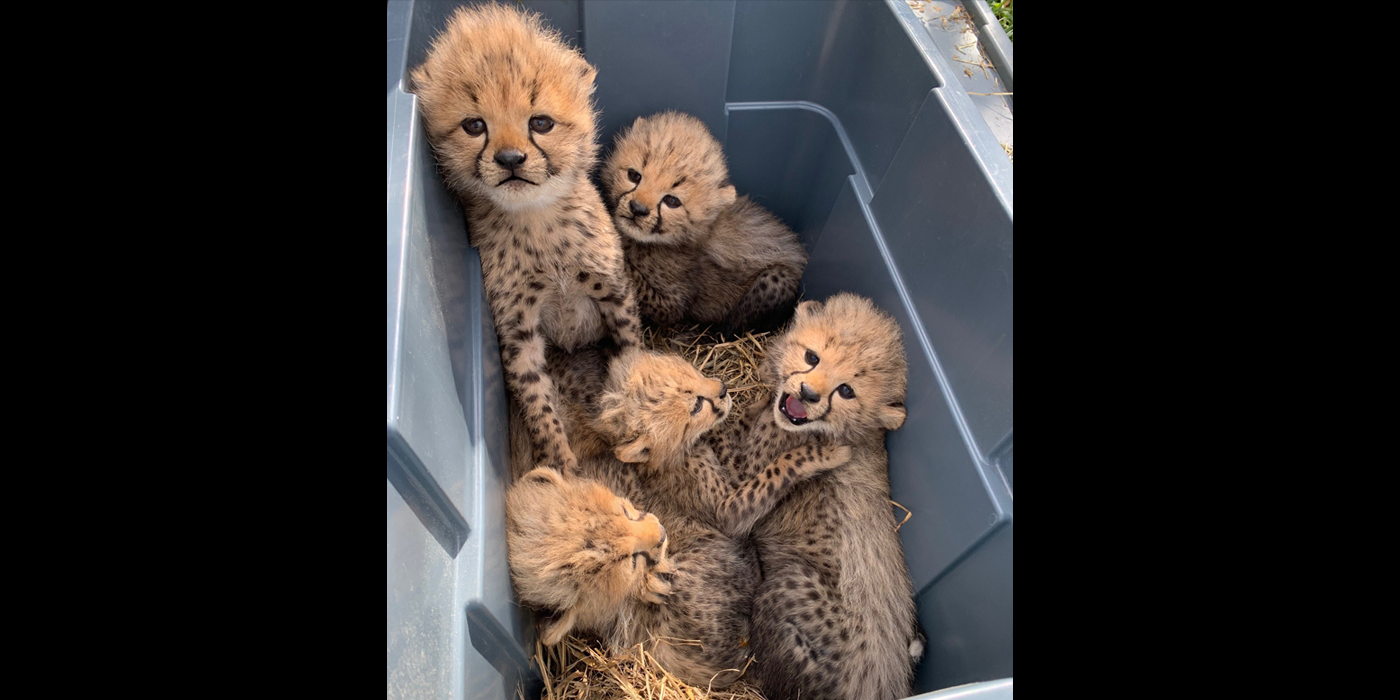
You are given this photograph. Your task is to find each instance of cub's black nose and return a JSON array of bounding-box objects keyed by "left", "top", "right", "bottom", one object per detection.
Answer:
[
  {"left": 629, "top": 200, "right": 650, "bottom": 217},
  {"left": 494, "top": 150, "right": 526, "bottom": 168},
  {"left": 718, "top": 381, "right": 728, "bottom": 398},
  {"left": 799, "top": 383, "right": 820, "bottom": 403}
]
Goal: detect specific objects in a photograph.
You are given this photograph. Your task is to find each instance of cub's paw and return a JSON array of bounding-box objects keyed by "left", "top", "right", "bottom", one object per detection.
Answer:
[
  {"left": 825, "top": 445, "right": 853, "bottom": 467},
  {"left": 641, "top": 557, "right": 676, "bottom": 604}
]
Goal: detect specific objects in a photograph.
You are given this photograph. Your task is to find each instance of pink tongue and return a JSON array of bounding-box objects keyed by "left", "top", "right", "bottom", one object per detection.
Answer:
[{"left": 785, "top": 394, "right": 808, "bottom": 419}]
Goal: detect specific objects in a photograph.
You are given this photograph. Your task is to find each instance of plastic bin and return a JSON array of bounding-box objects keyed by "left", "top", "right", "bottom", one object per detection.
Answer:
[{"left": 387, "top": 2, "right": 1012, "bottom": 698}]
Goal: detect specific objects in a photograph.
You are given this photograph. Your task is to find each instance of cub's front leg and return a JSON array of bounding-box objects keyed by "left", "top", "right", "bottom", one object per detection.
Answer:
[
  {"left": 717, "top": 444, "right": 851, "bottom": 539},
  {"left": 488, "top": 277, "right": 577, "bottom": 475},
  {"left": 679, "top": 442, "right": 852, "bottom": 539},
  {"left": 585, "top": 268, "right": 642, "bottom": 356}
]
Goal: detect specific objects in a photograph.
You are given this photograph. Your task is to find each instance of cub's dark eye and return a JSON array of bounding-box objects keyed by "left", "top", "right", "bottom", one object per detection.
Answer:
[
  {"left": 529, "top": 116, "right": 554, "bottom": 133},
  {"left": 662, "top": 195, "right": 682, "bottom": 208},
  {"left": 627, "top": 168, "right": 642, "bottom": 184},
  {"left": 461, "top": 118, "right": 486, "bottom": 136},
  {"left": 691, "top": 396, "right": 705, "bottom": 415},
  {"left": 837, "top": 384, "right": 855, "bottom": 399},
  {"left": 805, "top": 349, "right": 820, "bottom": 366}
]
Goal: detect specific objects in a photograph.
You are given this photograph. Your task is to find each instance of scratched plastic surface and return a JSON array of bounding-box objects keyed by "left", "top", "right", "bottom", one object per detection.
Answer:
[{"left": 906, "top": 0, "right": 1013, "bottom": 156}]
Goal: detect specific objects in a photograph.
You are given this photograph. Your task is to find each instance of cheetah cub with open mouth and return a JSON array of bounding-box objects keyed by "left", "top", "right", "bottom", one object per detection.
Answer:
[
  {"left": 412, "top": 4, "right": 642, "bottom": 475},
  {"left": 704, "top": 293, "right": 924, "bottom": 700},
  {"left": 602, "top": 111, "right": 808, "bottom": 334}
]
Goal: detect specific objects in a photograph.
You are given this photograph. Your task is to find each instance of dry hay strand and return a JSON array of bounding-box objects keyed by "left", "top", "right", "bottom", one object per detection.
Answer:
[
  {"left": 641, "top": 324, "right": 779, "bottom": 416},
  {"left": 531, "top": 634, "right": 766, "bottom": 700},
  {"left": 1000, "top": 142, "right": 1013, "bottom": 162},
  {"left": 890, "top": 499, "right": 914, "bottom": 532}
]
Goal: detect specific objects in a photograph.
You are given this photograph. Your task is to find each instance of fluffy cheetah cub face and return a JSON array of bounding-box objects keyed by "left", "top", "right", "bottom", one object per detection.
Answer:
[
  {"left": 411, "top": 4, "right": 600, "bottom": 211},
  {"left": 769, "top": 294, "right": 909, "bottom": 440},
  {"left": 506, "top": 467, "right": 674, "bottom": 646},
  {"left": 602, "top": 111, "right": 737, "bottom": 245},
  {"left": 597, "top": 349, "right": 732, "bottom": 467}
]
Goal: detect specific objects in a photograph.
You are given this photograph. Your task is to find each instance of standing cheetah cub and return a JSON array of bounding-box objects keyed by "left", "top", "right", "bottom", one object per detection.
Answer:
[
  {"left": 602, "top": 111, "right": 808, "bottom": 333},
  {"left": 411, "top": 4, "right": 642, "bottom": 474},
  {"left": 704, "top": 293, "right": 922, "bottom": 700}
]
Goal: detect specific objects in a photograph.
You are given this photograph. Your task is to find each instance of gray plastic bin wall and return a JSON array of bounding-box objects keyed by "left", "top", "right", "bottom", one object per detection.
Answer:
[{"left": 387, "top": 2, "right": 1013, "bottom": 698}]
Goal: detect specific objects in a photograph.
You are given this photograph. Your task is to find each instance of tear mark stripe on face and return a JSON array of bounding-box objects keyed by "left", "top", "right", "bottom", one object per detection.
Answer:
[
  {"left": 618, "top": 175, "right": 640, "bottom": 203},
  {"left": 474, "top": 131, "right": 491, "bottom": 182},
  {"left": 528, "top": 130, "right": 556, "bottom": 177},
  {"left": 695, "top": 395, "right": 721, "bottom": 414},
  {"left": 783, "top": 367, "right": 817, "bottom": 381}
]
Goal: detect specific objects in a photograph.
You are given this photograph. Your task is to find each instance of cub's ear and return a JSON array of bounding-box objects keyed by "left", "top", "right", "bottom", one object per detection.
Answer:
[
  {"left": 539, "top": 607, "right": 578, "bottom": 647},
  {"left": 595, "top": 388, "right": 630, "bottom": 438},
  {"left": 615, "top": 436, "right": 652, "bottom": 463},
  {"left": 521, "top": 466, "right": 565, "bottom": 487},
  {"left": 878, "top": 403, "right": 907, "bottom": 431},
  {"left": 577, "top": 60, "right": 598, "bottom": 87},
  {"left": 717, "top": 183, "right": 737, "bottom": 208},
  {"left": 795, "top": 299, "right": 823, "bottom": 318}
]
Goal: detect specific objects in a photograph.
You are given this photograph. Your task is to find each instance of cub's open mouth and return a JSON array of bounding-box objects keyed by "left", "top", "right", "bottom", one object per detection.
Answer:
[
  {"left": 778, "top": 393, "right": 810, "bottom": 425},
  {"left": 497, "top": 175, "right": 537, "bottom": 186}
]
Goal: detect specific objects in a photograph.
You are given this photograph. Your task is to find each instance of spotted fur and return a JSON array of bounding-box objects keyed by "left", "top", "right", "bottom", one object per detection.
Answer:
[
  {"left": 602, "top": 111, "right": 808, "bottom": 333},
  {"left": 702, "top": 294, "right": 922, "bottom": 700},
  {"left": 411, "top": 4, "right": 642, "bottom": 475},
  {"left": 506, "top": 466, "right": 673, "bottom": 647},
  {"left": 507, "top": 346, "right": 848, "bottom": 687}
]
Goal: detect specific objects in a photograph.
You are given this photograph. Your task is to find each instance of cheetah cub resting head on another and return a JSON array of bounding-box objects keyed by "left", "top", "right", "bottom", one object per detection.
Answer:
[
  {"left": 506, "top": 466, "right": 673, "bottom": 647},
  {"left": 602, "top": 111, "right": 809, "bottom": 333},
  {"left": 596, "top": 349, "right": 731, "bottom": 469}
]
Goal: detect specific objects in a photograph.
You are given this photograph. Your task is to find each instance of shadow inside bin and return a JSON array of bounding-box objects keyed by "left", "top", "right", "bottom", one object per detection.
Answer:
[
  {"left": 410, "top": 74, "right": 477, "bottom": 439},
  {"left": 423, "top": 204, "right": 474, "bottom": 432},
  {"left": 467, "top": 602, "right": 544, "bottom": 700}
]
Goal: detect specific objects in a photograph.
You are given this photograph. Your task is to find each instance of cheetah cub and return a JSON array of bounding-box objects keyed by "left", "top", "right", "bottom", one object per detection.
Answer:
[
  {"left": 412, "top": 4, "right": 642, "bottom": 475},
  {"left": 704, "top": 293, "right": 922, "bottom": 700},
  {"left": 506, "top": 466, "right": 673, "bottom": 647},
  {"left": 507, "top": 347, "right": 849, "bottom": 688},
  {"left": 602, "top": 111, "right": 808, "bottom": 333}
]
